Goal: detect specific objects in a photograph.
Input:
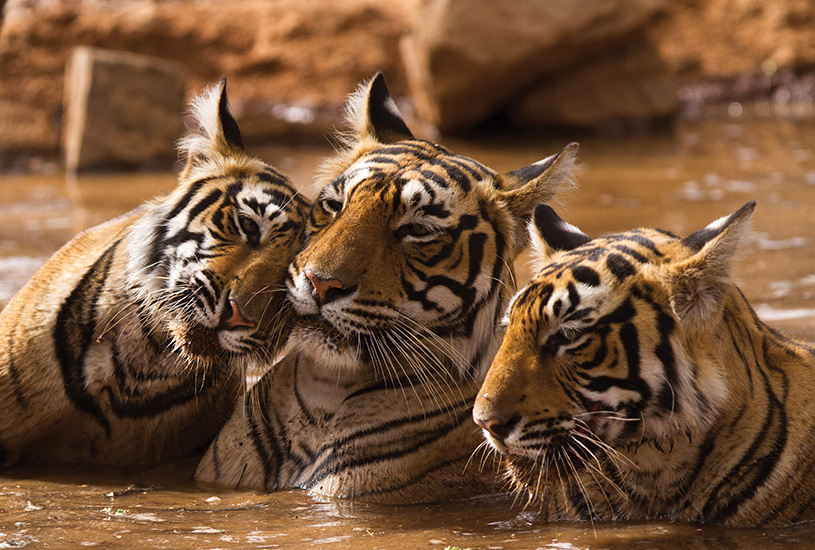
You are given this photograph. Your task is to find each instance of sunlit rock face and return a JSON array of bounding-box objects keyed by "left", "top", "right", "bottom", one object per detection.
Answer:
[
  {"left": 400, "top": 0, "right": 673, "bottom": 131},
  {"left": 63, "top": 47, "right": 187, "bottom": 173}
]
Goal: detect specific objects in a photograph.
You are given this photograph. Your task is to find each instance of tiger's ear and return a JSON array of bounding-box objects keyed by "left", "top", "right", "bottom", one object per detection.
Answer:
[
  {"left": 179, "top": 76, "right": 245, "bottom": 178},
  {"left": 344, "top": 72, "right": 414, "bottom": 145},
  {"left": 669, "top": 202, "right": 756, "bottom": 328},
  {"left": 529, "top": 204, "right": 591, "bottom": 264},
  {"left": 497, "top": 142, "right": 580, "bottom": 250}
]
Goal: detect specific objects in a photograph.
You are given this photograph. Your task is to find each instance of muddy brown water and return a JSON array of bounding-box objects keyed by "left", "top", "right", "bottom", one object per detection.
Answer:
[{"left": 2, "top": 110, "right": 815, "bottom": 549}]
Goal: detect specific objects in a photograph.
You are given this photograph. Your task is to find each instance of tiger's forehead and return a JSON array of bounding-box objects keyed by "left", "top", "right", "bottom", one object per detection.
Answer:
[
  {"left": 338, "top": 141, "right": 496, "bottom": 198},
  {"left": 508, "top": 228, "right": 681, "bottom": 323},
  {"left": 539, "top": 228, "right": 679, "bottom": 280}
]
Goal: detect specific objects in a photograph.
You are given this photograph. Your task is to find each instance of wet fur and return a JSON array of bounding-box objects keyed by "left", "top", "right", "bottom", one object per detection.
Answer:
[
  {"left": 196, "top": 74, "right": 580, "bottom": 503},
  {"left": 475, "top": 202, "right": 815, "bottom": 525},
  {"left": 0, "top": 79, "right": 308, "bottom": 465}
]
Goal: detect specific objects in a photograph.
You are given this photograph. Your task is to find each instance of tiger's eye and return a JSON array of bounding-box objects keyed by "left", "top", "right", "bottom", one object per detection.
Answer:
[
  {"left": 397, "top": 224, "right": 435, "bottom": 239},
  {"left": 543, "top": 329, "right": 576, "bottom": 353},
  {"left": 322, "top": 198, "right": 343, "bottom": 215},
  {"left": 239, "top": 217, "right": 261, "bottom": 245}
]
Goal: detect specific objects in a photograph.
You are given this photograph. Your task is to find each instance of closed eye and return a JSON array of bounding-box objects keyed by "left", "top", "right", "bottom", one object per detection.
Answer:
[
  {"left": 396, "top": 223, "right": 439, "bottom": 241},
  {"left": 542, "top": 327, "right": 586, "bottom": 353},
  {"left": 238, "top": 216, "right": 261, "bottom": 245},
  {"left": 321, "top": 198, "right": 343, "bottom": 215}
]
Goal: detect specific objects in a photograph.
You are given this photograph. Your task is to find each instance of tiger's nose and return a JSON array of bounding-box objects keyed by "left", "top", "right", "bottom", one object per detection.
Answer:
[
  {"left": 305, "top": 269, "right": 353, "bottom": 306},
  {"left": 474, "top": 413, "right": 521, "bottom": 445}
]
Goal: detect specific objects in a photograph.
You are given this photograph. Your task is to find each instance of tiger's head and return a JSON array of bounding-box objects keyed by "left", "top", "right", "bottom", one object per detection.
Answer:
[
  {"left": 124, "top": 78, "right": 309, "bottom": 368},
  {"left": 287, "top": 73, "right": 579, "bottom": 381},
  {"left": 473, "top": 202, "right": 755, "bottom": 499}
]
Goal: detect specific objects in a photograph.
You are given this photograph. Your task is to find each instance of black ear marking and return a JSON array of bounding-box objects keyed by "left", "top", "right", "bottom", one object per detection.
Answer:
[
  {"left": 217, "top": 76, "right": 245, "bottom": 151},
  {"left": 682, "top": 201, "right": 756, "bottom": 252},
  {"left": 367, "top": 72, "right": 414, "bottom": 143},
  {"left": 533, "top": 204, "right": 591, "bottom": 252},
  {"left": 509, "top": 142, "right": 579, "bottom": 183}
]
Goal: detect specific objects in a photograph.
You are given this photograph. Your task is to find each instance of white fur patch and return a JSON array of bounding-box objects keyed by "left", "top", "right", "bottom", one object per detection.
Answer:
[
  {"left": 177, "top": 80, "right": 225, "bottom": 163},
  {"left": 343, "top": 165, "right": 373, "bottom": 195}
]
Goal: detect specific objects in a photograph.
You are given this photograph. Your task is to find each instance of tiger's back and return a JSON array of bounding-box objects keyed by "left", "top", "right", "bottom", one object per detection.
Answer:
[{"left": 0, "top": 79, "right": 308, "bottom": 465}]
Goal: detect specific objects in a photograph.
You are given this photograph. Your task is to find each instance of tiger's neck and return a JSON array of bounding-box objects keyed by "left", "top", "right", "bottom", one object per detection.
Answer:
[{"left": 603, "top": 288, "right": 815, "bottom": 524}]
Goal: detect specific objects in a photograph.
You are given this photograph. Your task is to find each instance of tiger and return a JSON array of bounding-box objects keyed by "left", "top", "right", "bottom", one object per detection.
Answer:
[
  {"left": 473, "top": 200, "right": 815, "bottom": 526},
  {"left": 194, "top": 73, "right": 580, "bottom": 503},
  {"left": 0, "top": 77, "right": 309, "bottom": 465}
]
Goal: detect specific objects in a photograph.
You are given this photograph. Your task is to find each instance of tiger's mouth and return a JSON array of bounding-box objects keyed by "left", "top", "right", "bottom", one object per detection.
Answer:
[
  {"left": 503, "top": 437, "right": 597, "bottom": 491},
  {"left": 166, "top": 296, "right": 287, "bottom": 365}
]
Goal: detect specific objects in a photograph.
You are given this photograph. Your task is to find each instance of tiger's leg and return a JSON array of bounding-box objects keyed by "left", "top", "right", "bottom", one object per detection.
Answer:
[
  {"left": 195, "top": 355, "right": 296, "bottom": 490},
  {"left": 195, "top": 388, "right": 271, "bottom": 491}
]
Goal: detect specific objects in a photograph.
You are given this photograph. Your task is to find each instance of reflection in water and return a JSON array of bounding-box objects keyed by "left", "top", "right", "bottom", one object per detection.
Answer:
[{"left": 2, "top": 115, "right": 815, "bottom": 548}]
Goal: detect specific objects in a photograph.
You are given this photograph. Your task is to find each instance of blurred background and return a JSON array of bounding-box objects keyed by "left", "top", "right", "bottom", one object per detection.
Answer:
[{"left": 1, "top": 0, "right": 814, "bottom": 172}]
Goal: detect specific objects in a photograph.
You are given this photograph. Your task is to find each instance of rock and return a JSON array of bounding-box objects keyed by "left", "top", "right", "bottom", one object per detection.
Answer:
[
  {"left": 402, "top": 0, "right": 670, "bottom": 131},
  {"left": 510, "top": 34, "right": 677, "bottom": 127},
  {"left": 63, "top": 46, "right": 187, "bottom": 173},
  {"left": 0, "top": 100, "right": 56, "bottom": 155},
  {"left": 0, "top": 0, "right": 415, "bottom": 169}
]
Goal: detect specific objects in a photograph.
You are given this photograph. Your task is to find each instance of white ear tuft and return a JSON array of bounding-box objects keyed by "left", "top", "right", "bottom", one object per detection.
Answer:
[{"left": 177, "top": 77, "right": 244, "bottom": 177}]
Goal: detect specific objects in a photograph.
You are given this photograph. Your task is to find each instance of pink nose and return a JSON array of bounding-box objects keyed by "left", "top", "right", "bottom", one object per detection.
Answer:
[
  {"left": 218, "top": 299, "right": 256, "bottom": 330},
  {"left": 305, "top": 269, "right": 347, "bottom": 305},
  {"left": 474, "top": 414, "right": 521, "bottom": 444}
]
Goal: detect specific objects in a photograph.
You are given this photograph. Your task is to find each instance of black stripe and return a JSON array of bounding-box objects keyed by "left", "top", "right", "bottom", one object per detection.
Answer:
[
  {"left": 611, "top": 244, "right": 649, "bottom": 264},
  {"left": 443, "top": 154, "right": 488, "bottom": 181},
  {"left": 699, "top": 318, "right": 788, "bottom": 523},
  {"left": 343, "top": 373, "right": 425, "bottom": 403},
  {"left": 565, "top": 282, "right": 580, "bottom": 316},
  {"left": 257, "top": 169, "right": 288, "bottom": 185},
  {"left": 166, "top": 178, "right": 214, "bottom": 221},
  {"left": 574, "top": 328, "right": 609, "bottom": 370},
  {"left": 104, "top": 342, "right": 219, "bottom": 419},
  {"left": 418, "top": 169, "right": 451, "bottom": 189},
  {"left": 437, "top": 161, "right": 470, "bottom": 192},
  {"left": 53, "top": 240, "right": 122, "bottom": 436},
  {"left": 186, "top": 188, "right": 224, "bottom": 224},
  {"left": 248, "top": 373, "right": 285, "bottom": 489},
  {"left": 606, "top": 253, "right": 636, "bottom": 282},
  {"left": 376, "top": 143, "right": 438, "bottom": 158},
  {"left": 302, "top": 405, "right": 472, "bottom": 488},
  {"left": 210, "top": 436, "right": 223, "bottom": 480},
  {"left": 464, "top": 232, "right": 487, "bottom": 287},
  {"left": 571, "top": 265, "right": 600, "bottom": 287}
]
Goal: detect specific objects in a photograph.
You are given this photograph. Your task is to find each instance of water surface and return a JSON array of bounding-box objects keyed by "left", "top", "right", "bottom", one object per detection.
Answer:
[{"left": 2, "top": 112, "right": 815, "bottom": 548}]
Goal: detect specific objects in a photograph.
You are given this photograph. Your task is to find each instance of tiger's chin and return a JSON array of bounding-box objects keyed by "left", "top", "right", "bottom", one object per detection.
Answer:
[
  {"left": 290, "top": 317, "right": 372, "bottom": 372},
  {"left": 503, "top": 452, "right": 590, "bottom": 503},
  {"left": 497, "top": 438, "right": 603, "bottom": 500},
  {"left": 167, "top": 321, "right": 282, "bottom": 372}
]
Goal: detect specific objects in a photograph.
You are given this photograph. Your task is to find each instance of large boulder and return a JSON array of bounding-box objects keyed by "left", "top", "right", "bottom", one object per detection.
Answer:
[
  {"left": 63, "top": 46, "right": 187, "bottom": 173},
  {"left": 510, "top": 34, "right": 677, "bottom": 127},
  {"left": 401, "top": 0, "right": 671, "bottom": 131}
]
